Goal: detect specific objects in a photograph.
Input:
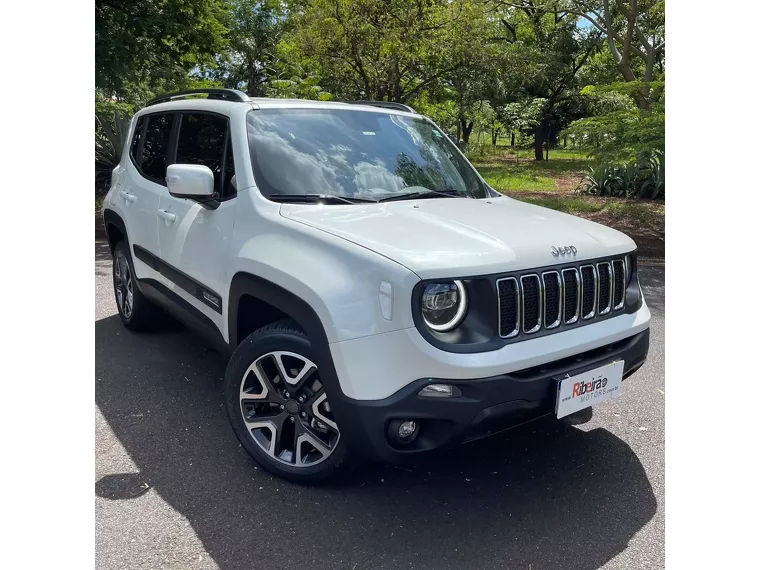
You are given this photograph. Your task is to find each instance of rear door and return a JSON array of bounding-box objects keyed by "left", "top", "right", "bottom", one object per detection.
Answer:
[
  {"left": 156, "top": 111, "right": 238, "bottom": 340},
  {"left": 120, "top": 112, "right": 176, "bottom": 283}
]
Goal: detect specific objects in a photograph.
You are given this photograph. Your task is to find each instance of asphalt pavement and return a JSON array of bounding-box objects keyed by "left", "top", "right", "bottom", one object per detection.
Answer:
[{"left": 95, "top": 241, "right": 665, "bottom": 570}]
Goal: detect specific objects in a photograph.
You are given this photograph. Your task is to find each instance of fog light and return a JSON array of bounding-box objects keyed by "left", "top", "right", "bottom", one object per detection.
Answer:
[
  {"left": 418, "top": 383, "right": 461, "bottom": 398},
  {"left": 398, "top": 420, "right": 418, "bottom": 439}
]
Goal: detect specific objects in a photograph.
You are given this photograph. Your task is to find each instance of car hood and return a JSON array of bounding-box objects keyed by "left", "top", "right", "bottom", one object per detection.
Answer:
[{"left": 279, "top": 197, "right": 636, "bottom": 279}]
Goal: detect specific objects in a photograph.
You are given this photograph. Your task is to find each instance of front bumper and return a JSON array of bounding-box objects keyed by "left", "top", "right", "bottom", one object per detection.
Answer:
[{"left": 333, "top": 328, "right": 649, "bottom": 463}]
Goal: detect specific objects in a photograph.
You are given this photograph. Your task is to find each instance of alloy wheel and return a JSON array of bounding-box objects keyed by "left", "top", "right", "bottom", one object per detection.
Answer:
[
  {"left": 239, "top": 351, "right": 340, "bottom": 467},
  {"left": 114, "top": 252, "right": 134, "bottom": 319}
]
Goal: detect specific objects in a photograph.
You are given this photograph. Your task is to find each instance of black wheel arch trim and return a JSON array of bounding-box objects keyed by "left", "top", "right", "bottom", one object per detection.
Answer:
[
  {"left": 103, "top": 209, "right": 128, "bottom": 251},
  {"left": 228, "top": 272, "right": 373, "bottom": 455},
  {"left": 104, "top": 210, "right": 159, "bottom": 304}
]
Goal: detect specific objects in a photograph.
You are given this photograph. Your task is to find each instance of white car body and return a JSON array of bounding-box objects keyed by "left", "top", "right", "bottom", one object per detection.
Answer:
[{"left": 104, "top": 92, "right": 650, "bottom": 469}]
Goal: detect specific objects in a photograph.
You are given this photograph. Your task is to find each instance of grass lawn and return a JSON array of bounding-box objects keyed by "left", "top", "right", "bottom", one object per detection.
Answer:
[{"left": 468, "top": 148, "right": 665, "bottom": 258}]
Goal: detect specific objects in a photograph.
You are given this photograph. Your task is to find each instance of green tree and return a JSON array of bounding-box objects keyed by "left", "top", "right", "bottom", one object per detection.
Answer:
[
  {"left": 281, "top": 0, "right": 484, "bottom": 103},
  {"left": 502, "top": 98, "right": 545, "bottom": 161},
  {"left": 556, "top": 0, "right": 665, "bottom": 110},
  {"left": 492, "top": 1, "right": 601, "bottom": 160},
  {"left": 206, "top": 0, "right": 287, "bottom": 96},
  {"left": 96, "top": 0, "right": 229, "bottom": 99},
  {"left": 563, "top": 86, "right": 664, "bottom": 162}
]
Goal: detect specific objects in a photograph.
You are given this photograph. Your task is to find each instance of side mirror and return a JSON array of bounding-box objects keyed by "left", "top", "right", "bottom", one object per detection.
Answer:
[{"left": 166, "top": 164, "right": 215, "bottom": 200}]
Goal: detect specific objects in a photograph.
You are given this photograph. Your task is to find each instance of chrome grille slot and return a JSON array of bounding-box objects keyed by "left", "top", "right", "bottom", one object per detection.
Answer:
[
  {"left": 562, "top": 268, "right": 580, "bottom": 324},
  {"left": 612, "top": 259, "right": 625, "bottom": 310},
  {"left": 597, "top": 262, "right": 612, "bottom": 315},
  {"left": 496, "top": 277, "right": 519, "bottom": 338},
  {"left": 542, "top": 271, "right": 561, "bottom": 329},
  {"left": 520, "top": 275, "right": 542, "bottom": 333},
  {"left": 580, "top": 265, "right": 597, "bottom": 320}
]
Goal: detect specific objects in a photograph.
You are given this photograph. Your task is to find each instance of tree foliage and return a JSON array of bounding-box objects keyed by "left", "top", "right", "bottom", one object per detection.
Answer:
[
  {"left": 553, "top": 0, "right": 665, "bottom": 110},
  {"left": 96, "top": 0, "right": 229, "bottom": 99},
  {"left": 203, "top": 0, "right": 287, "bottom": 96},
  {"left": 281, "top": 0, "right": 487, "bottom": 103},
  {"left": 563, "top": 84, "right": 664, "bottom": 162},
  {"left": 94, "top": 0, "right": 665, "bottom": 198}
]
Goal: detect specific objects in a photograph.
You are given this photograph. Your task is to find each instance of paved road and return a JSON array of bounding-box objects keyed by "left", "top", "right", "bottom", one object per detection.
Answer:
[{"left": 96, "top": 242, "right": 664, "bottom": 570}]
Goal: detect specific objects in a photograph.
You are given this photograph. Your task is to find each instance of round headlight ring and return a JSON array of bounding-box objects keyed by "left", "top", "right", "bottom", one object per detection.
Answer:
[{"left": 421, "top": 280, "right": 468, "bottom": 332}]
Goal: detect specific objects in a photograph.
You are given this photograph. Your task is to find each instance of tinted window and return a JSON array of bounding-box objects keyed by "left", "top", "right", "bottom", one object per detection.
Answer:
[
  {"left": 129, "top": 117, "right": 145, "bottom": 165},
  {"left": 246, "top": 109, "right": 487, "bottom": 199},
  {"left": 176, "top": 113, "right": 228, "bottom": 196},
  {"left": 141, "top": 114, "right": 174, "bottom": 183}
]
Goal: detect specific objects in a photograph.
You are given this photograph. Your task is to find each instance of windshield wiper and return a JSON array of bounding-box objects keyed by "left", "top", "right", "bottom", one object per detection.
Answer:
[
  {"left": 269, "top": 193, "right": 378, "bottom": 204},
  {"left": 378, "top": 188, "right": 462, "bottom": 203}
]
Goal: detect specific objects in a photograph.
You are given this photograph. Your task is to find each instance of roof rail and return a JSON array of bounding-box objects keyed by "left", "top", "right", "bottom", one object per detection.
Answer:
[
  {"left": 344, "top": 100, "right": 416, "bottom": 113},
  {"left": 145, "top": 88, "right": 251, "bottom": 107}
]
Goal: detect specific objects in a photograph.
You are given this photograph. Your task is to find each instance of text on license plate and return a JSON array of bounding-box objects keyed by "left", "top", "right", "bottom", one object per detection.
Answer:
[{"left": 555, "top": 360, "right": 624, "bottom": 419}]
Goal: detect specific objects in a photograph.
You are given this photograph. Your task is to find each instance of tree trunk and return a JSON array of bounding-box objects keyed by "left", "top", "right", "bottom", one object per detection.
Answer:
[
  {"left": 460, "top": 118, "right": 474, "bottom": 145},
  {"left": 534, "top": 129, "right": 544, "bottom": 161},
  {"left": 511, "top": 132, "right": 515, "bottom": 147},
  {"left": 563, "top": 135, "right": 567, "bottom": 148},
  {"left": 491, "top": 129, "right": 498, "bottom": 146},
  {"left": 246, "top": 61, "right": 263, "bottom": 97}
]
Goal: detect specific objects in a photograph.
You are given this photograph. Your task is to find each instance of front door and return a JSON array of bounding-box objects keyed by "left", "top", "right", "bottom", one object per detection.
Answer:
[{"left": 157, "top": 111, "right": 238, "bottom": 341}]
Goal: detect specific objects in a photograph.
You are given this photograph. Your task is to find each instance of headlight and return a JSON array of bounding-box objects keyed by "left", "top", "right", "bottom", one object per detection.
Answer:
[{"left": 421, "top": 280, "right": 468, "bottom": 332}]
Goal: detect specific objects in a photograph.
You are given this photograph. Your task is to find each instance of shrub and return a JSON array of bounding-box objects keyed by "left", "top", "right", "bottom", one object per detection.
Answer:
[
  {"left": 96, "top": 110, "right": 132, "bottom": 189},
  {"left": 579, "top": 150, "right": 664, "bottom": 200}
]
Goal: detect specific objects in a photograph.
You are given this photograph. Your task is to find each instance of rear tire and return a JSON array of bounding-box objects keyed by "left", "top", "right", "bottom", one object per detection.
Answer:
[
  {"left": 112, "top": 240, "right": 162, "bottom": 331},
  {"left": 224, "top": 319, "right": 352, "bottom": 484}
]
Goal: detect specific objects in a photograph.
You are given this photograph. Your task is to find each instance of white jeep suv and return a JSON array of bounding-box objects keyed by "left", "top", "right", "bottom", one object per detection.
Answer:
[{"left": 103, "top": 88, "right": 650, "bottom": 483}]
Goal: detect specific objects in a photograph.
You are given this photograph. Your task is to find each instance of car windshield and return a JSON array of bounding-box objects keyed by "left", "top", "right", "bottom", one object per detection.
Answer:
[{"left": 246, "top": 108, "right": 488, "bottom": 201}]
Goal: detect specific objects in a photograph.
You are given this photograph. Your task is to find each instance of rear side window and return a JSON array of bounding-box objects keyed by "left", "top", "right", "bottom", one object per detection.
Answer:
[
  {"left": 176, "top": 113, "right": 230, "bottom": 197},
  {"left": 140, "top": 113, "right": 174, "bottom": 184}
]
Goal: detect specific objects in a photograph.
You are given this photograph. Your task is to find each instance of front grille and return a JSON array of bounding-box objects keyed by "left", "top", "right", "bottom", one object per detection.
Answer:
[
  {"left": 542, "top": 272, "right": 561, "bottom": 329},
  {"left": 497, "top": 256, "right": 628, "bottom": 340},
  {"left": 612, "top": 259, "right": 625, "bottom": 309},
  {"left": 580, "top": 265, "right": 596, "bottom": 319},
  {"left": 597, "top": 262, "right": 612, "bottom": 315},
  {"left": 520, "top": 275, "right": 541, "bottom": 333},
  {"left": 562, "top": 268, "right": 580, "bottom": 324},
  {"left": 498, "top": 277, "right": 519, "bottom": 338}
]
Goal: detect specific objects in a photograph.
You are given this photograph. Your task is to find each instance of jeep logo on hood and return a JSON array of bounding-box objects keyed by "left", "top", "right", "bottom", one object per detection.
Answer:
[{"left": 551, "top": 245, "right": 577, "bottom": 257}]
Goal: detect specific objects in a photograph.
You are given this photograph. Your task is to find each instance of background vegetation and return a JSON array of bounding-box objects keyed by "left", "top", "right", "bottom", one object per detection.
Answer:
[{"left": 95, "top": 0, "right": 665, "bottom": 252}]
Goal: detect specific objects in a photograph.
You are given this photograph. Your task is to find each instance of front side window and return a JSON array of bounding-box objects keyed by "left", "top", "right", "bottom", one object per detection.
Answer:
[
  {"left": 176, "top": 113, "right": 230, "bottom": 197},
  {"left": 246, "top": 109, "right": 488, "bottom": 200},
  {"left": 140, "top": 113, "right": 174, "bottom": 183}
]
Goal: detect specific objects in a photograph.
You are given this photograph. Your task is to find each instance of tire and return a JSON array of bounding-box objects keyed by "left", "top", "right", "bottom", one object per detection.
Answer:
[
  {"left": 224, "top": 319, "right": 352, "bottom": 484},
  {"left": 112, "top": 240, "right": 162, "bottom": 331}
]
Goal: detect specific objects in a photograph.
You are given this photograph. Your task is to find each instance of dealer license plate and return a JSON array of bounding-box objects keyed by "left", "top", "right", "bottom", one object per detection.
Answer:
[{"left": 556, "top": 360, "right": 624, "bottom": 419}]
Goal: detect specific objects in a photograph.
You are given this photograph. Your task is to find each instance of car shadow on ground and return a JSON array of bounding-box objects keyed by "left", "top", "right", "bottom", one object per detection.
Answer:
[{"left": 95, "top": 313, "right": 657, "bottom": 570}]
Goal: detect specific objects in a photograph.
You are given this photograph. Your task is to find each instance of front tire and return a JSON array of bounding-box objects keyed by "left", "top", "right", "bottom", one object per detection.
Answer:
[{"left": 224, "top": 320, "right": 351, "bottom": 484}]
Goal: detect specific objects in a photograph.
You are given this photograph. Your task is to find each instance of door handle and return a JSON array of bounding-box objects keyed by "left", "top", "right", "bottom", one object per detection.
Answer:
[
  {"left": 120, "top": 190, "right": 136, "bottom": 202},
  {"left": 158, "top": 209, "right": 177, "bottom": 223}
]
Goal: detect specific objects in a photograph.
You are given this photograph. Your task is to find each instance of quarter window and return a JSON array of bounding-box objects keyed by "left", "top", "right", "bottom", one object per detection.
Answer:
[{"left": 129, "top": 117, "right": 145, "bottom": 165}]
